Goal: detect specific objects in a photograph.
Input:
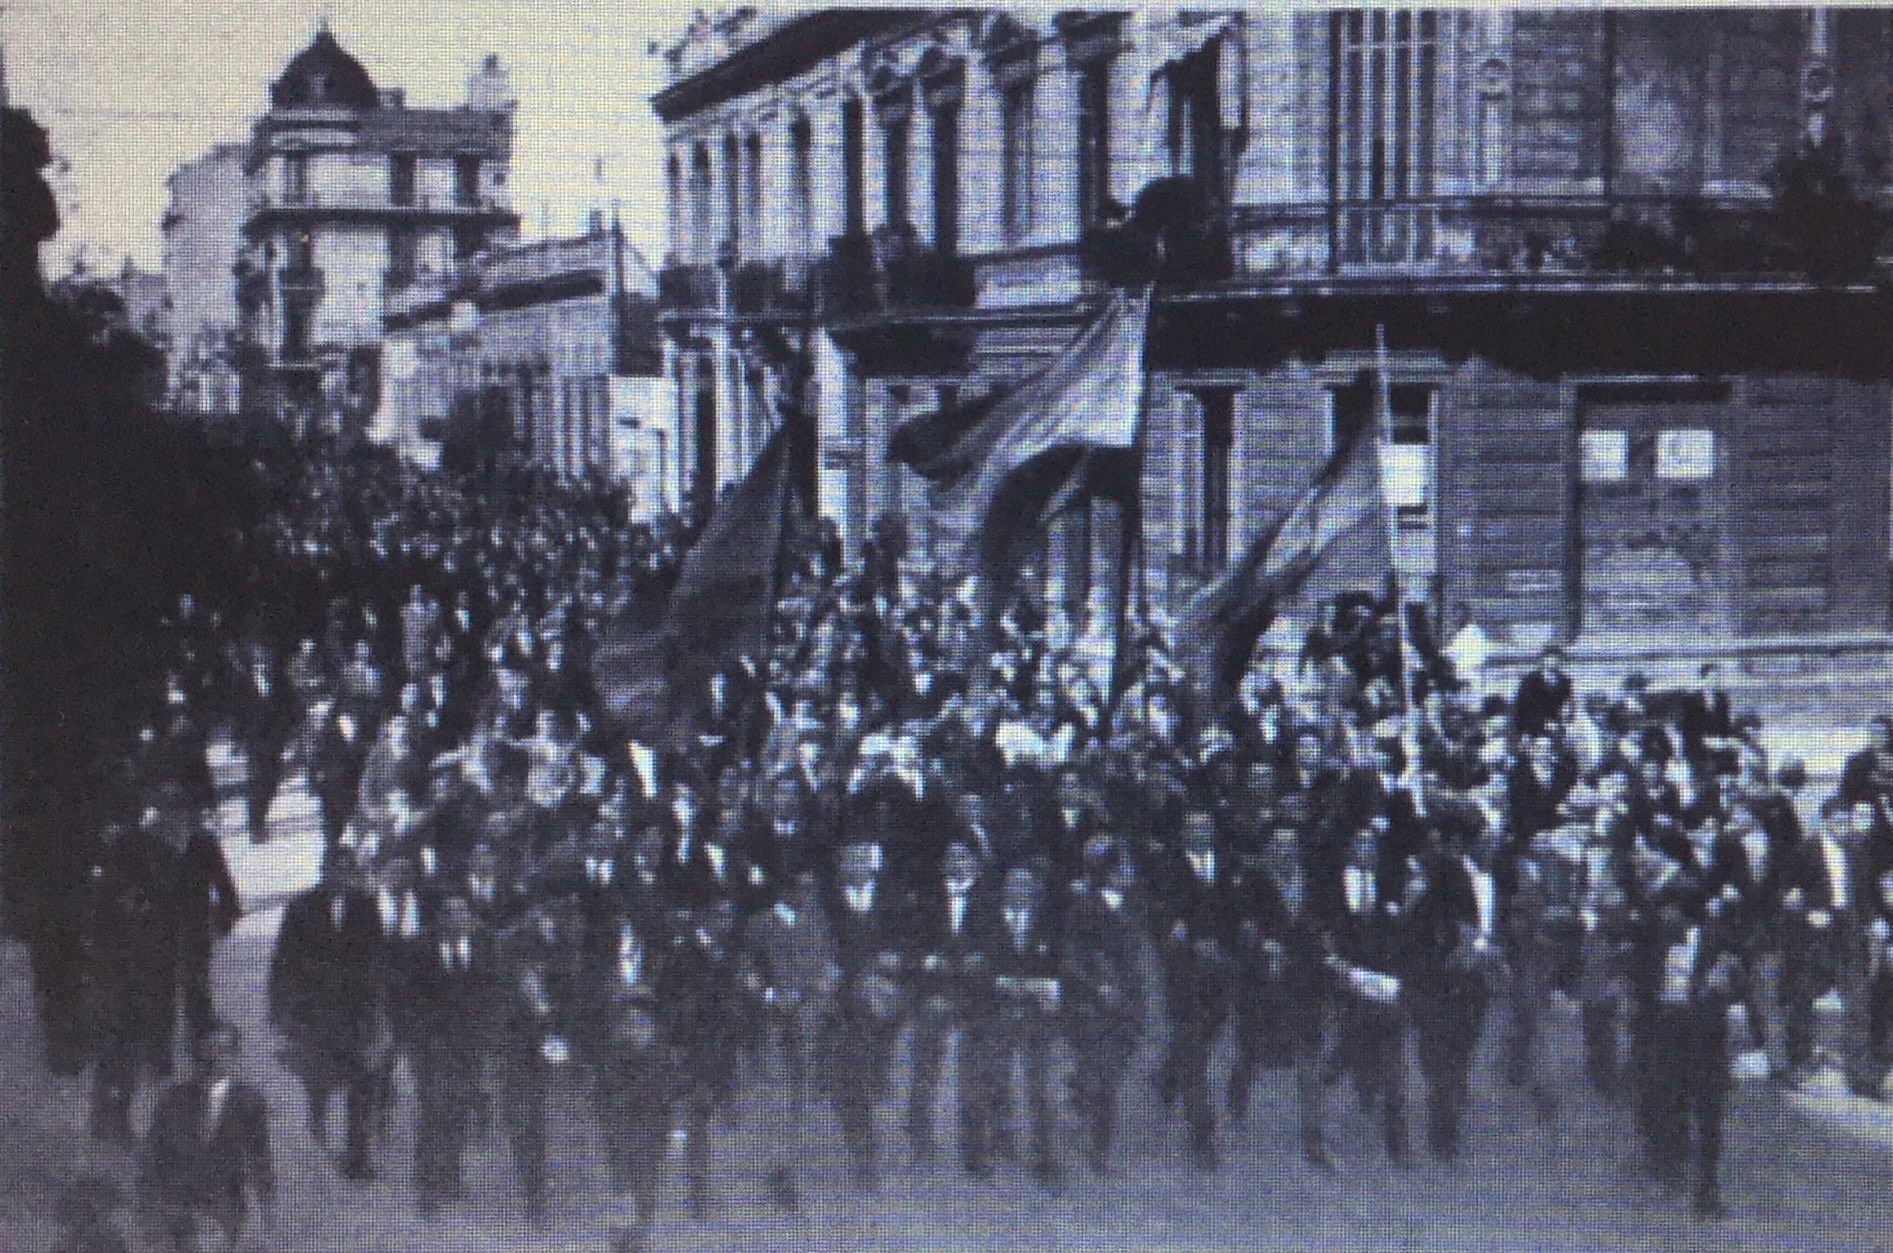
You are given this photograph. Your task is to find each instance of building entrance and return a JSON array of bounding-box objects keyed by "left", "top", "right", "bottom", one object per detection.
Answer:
[{"left": 1579, "top": 402, "right": 1733, "bottom": 637}]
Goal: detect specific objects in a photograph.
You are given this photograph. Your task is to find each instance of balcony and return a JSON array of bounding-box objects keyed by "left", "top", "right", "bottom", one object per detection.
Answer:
[
  {"left": 246, "top": 188, "right": 520, "bottom": 229},
  {"left": 278, "top": 263, "right": 323, "bottom": 295},
  {"left": 816, "top": 230, "right": 978, "bottom": 324},
  {"left": 1230, "top": 192, "right": 1867, "bottom": 284},
  {"left": 657, "top": 263, "right": 719, "bottom": 313},
  {"left": 730, "top": 256, "right": 816, "bottom": 318}
]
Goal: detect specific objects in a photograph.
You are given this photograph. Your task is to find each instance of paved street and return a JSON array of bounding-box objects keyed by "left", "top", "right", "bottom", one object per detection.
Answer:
[{"left": 2, "top": 766, "right": 1892, "bottom": 1251}]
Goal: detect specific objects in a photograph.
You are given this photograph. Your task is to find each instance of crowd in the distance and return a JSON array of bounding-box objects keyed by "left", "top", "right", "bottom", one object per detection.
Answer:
[{"left": 59, "top": 433, "right": 1893, "bottom": 1252}]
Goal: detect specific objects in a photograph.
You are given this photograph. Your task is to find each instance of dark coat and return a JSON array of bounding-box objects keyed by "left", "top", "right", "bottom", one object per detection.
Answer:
[
  {"left": 267, "top": 885, "right": 385, "bottom": 1060},
  {"left": 140, "top": 1077, "right": 275, "bottom": 1234}
]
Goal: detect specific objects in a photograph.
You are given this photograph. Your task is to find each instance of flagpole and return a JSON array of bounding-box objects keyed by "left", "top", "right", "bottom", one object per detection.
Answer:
[{"left": 1374, "top": 324, "right": 1423, "bottom": 765}]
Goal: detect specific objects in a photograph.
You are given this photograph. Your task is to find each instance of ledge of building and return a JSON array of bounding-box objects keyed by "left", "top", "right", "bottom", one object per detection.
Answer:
[{"left": 1488, "top": 629, "right": 1893, "bottom": 676}]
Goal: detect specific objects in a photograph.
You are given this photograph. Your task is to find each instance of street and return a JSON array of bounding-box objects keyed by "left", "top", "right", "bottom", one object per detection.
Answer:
[{"left": 3, "top": 767, "right": 1892, "bottom": 1252}]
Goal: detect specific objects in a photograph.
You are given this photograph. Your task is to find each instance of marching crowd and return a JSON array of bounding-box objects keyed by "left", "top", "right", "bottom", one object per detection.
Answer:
[{"left": 64, "top": 437, "right": 1893, "bottom": 1251}]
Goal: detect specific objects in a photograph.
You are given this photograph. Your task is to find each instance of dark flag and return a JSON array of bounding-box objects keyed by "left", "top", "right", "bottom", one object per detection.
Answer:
[
  {"left": 1179, "top": 404, "right": 1394, "bottom": 712},
  {"left": 889, "top": 288, "right": 1151, "bottom": 580},
  {"left": 595, "top": 412, "right": 801, "bottom": 740}
]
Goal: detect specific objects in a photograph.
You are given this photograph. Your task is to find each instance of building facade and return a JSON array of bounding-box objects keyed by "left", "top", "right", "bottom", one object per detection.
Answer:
[
  {"left": 237, "top": 29, "right": 521, "bottom": 426},
  {"left": 162, "top": 142, "right": 247, "bottom": 415},
  {"left": 380, "top": 222, "right": 672, "bottom": 508},
  {"left": 655, "top": 7, "right": 1893, "bottom": 652}
]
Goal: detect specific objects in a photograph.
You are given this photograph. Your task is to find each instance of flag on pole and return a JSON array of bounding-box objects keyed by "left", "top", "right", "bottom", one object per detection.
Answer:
[
  {"left": 595, "top": 411, "right": 802, "bottom": 742},
  {"left": 889, "top": 288, "right": 1153, "bottom": 582},
  {"left": 1179, "top": 394, "right": 1394, "bottom": 712}
]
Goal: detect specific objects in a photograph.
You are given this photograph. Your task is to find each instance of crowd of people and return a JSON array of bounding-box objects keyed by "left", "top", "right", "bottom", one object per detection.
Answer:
[{"left": 57, "top": 434, "right": 1893, "bottom": 1251}]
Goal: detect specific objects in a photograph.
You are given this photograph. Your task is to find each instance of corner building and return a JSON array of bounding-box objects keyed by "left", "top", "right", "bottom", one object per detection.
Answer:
[{"left": 654, "top": 8, "right": 1893, "bottom": 659}]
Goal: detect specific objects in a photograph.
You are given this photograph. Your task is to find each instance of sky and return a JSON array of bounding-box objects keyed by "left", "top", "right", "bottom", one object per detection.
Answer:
[{"left": 2, "top": 0, "right": 680, "bottom": 276}]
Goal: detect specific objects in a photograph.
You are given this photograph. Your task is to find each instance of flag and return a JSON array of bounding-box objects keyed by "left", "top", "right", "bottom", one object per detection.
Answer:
[
  {"left": 890, "top": 287, "right": 1153, "bottom": 580},
  {"left": 1179, "top": 407, "right": 1394, "bottom": 711},
  {"left": 595, "top": 411, "right": 801, "bottom": 740}
]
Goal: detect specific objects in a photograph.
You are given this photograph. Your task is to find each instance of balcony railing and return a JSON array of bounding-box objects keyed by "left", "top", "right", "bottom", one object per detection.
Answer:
[
  {"left": 248, "top": 189, "right": 513, "bottom": 216},
  {"left": 1233, "top": 194, "right": 1827, "bottom": 280},
  {"left": 278, "top": 263, "right": 323, "bottom": 294},
  {"left": 657, "top": 263, "right": 719, "bottom": 312},
  {"left": 816, "top": 231, "right": 978, "bottom": 321}
]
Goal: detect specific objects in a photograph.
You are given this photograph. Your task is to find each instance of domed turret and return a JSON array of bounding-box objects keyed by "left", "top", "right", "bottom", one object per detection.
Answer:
[{"left": 270, "top": 28, "right": 379, "bottom": 111}]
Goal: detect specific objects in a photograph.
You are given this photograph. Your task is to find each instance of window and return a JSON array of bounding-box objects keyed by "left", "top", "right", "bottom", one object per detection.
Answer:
[
  {"left": 387, "top": 224, "right": 417, "bottom": 286},
  {"left": 880, "top": 88, "right": 912, "bottom": 229},
  {"left": 1168, "top": 46, "right": 1226, "bottom": 216},
  {"left": 666, "top": 152, "right": 683, "bottom": 259},
  {"left": 1075, "top": 60, "right": 1112, "bottom": 230},
  {"left": 930, "top": 99, "right": 960, "bottom": 254},
  {"left": 743, "top": 132, "right": 764, "bottom": 254},
  {"left": 283, "top": 152, "right": 309, "bottom": 204},
  {"left": 690, "top": 143, "right": 714, "bottom": 262},
  {"left": 1330, "top": 9, "right": 1439, "bottom": 263},
  {"left": 1581, "top": 430, "right": 1628, "bottom": 482},
  {"left": 723, "top": 133, "right": 742, "bottom": 254},
  {"left": 282, "top": 301, "right": 311, "bottom": 360},
  {"left": 789, "top": 115, "right": 814, "bottom": 252},
  {"left": 286, "top": 229, "right": 314, "bottom": 272},
  {"left": 453, "top": 224, "right": 484, "bottom": 260},
  {"left": 1198, "top": 388, "right": 1235, "bottom": 568},
  {"left": 999, "top": 79, "right": 1035, "bottom": 245},
  {"left": 389, "top": 152, "right": 416, "bottom": 207},
  {"left": 842, "top": 97, "right": 866, "bottom": 236},
  {"left": 1333, "top": 379, "right": 1433, "bottom": 524},
  {"left": 1655, "top": 429, "right": 1715, "bottom": 480},
  {"left": 454, "top": 154, "right": 481, "bottom": 206}
]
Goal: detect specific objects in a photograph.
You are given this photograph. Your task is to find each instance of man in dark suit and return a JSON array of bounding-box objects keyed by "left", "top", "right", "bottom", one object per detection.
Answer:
[
  {"left": 1779, "top": 799, "right": 1863, "bottom": 1083},
  {"left": 1510, "top": 643, "right": 1574, "bottom": 743},
  {"left": 1678, "top": 661, "right": 1738, "bottom": 780},
  {"left": 87, "top": 821, "right": 179, "bottom": 1144},
  {"left": 1324, "top": 820, "right": 1411, "bottom": 1166},
  {"left": 148, "top": 785, "right": 241, "bottom": 1065},
  {"left": 904, "top": 837, "right": 995, "bottom": 1169},
  {"left": 823, "top": 839, "right": 906, "bottom": 1188},
  {"left": 1507, "top": 734, "right": 1576, "bottom": 849},
  {"left": 139, "top": 1021, "right": 274, "bottom": 1252},
  {"left": 267, "top": 845, "right": 386, "bottom": 1180},
  {"left": 593, "top": 903, "right": 674, "bottom": 1253},
  {"left": 310, "top": 697, "right": 374, "bottom": 846},
  {"left": 409, "top": 894, "right": 489, "bottom": 1218},
  {"left": 973, "top": 862, "right": 1065, "bottom": 1189},
  {"left": 1061, "top": 839, "right": 1147, "bottom": 1175},
  {"left": 234, "top": 636, "right": 299, "bottom": 843},
  {"left": 1155, "top": 808, "right": 1241, "bottom": 1171},
  {"left": 1232, "top": 819, "right": 1336, "bottom": 1167},
  {"left": 1405, "top": 814, "right": 1498, "bottom": 1162}
]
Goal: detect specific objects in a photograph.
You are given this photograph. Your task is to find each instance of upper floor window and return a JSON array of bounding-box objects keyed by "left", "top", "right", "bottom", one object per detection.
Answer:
[
  {"left": 454, "top": 154, "right": 481, "bottom": 206},
  {"left": 998, "top": 78, "right": 1035, "bottom": 246},
  {"left": 666, "top": 152, "right": 683, "bottom": 259},
  {"left": 387, "top": 224, "right": 417, "bottom": 285},
  {"left": 877, "top": 82, "right": 913, "bottom": 230},
  {"left": 723, "top": 132, "right": 742, "bottom": 254},
  {"left": 841, "top": 97, "right": 866, "bottom": 236},
  {"left": 789, "top": 115, "right": 814, "bottom": 252},
  {"left": 1075, "top": 59, "right": 1112, "bottom": 231},
  {"left": 922, "top": 58, "right": 964, "bottom": 255},
  {"left": 283, "top": 152, "right": 309, "bottom": 204},
  {"left": 389, "top": 152, "right": 416, "bottom": 207},
  {"left": 1167, "top": 45, "right": 1227, "bottom": 217},
  {"left": 1331, "top": 9, "right": 1438, "bottom": 263},
  {"left": 690, "top": 142, "right": 714, "bottom": 262},
  {"left": 286, "top": 228, "right": 314, "bottom": 272},
  {"left": 742, "top": 132, "right": 764, "bottom": 255},
  {"left": 454, "top": 223, "right": 484, "bottom": 260}
]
